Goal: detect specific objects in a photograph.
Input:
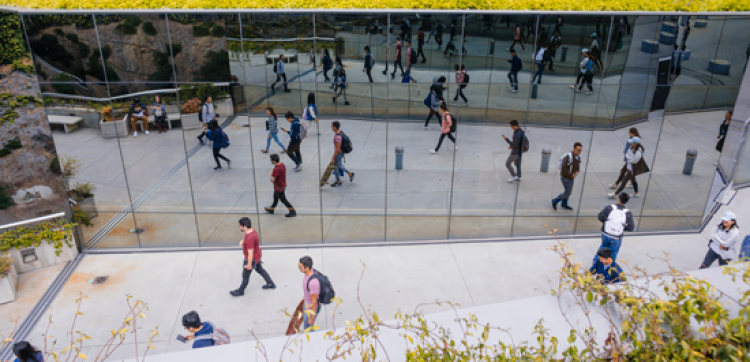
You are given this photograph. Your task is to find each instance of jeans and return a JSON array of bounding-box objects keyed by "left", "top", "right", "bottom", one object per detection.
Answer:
[
  {"left": 507, "top": 71, "right": 519, "bottom": 90},
  {"left": 740, "top": 235, "right": 750, "bottom": 261},
  {"left": 333, "top": 153, "right": 350, "bottom": 182},
  {"left": 265, "top": 133, "right": 285, "bottom": 151},
  {"left": 554, "top": 177, "right": 575, "bottom": 205},
  {"left": 532, "top": 61, "right": 545, "bottom": 83},
  {"left": 302, "top": 304, "right": 322, "bottom": 332},
  {"left": 272, "top": 73, "right": 289, "bottom": 91},
  {"left": 271, "top": 190, "right": 294, "bottom": 210},
  {"left": 287, "top": 139, "right": 302, "bottom": 166},
  {"left": 700, "top": 247, "right": 729, "bottom": 268},
  {"left": 435, "top": 132, "right": 456, "bottom": 151},
  {"left": 594, "top": 233, "right": 623, "bottom": 263},
  {"left": 212, "top": 148, "right": 230, "bottom": 168},
  {"left": 238, "top": 260, "right": 274, "bottom": 292},
  {"left": 392, "top": 59, "right": 404, "bottom": 76},
  {"left": 425, "top": 108, "right": 439, "bottom": 127},
  {"left": 506, "top": 154, "right": 522, "bottom": 178},
  {"left": 365, "top": 66, "right": 373, "bottom": 83},
  {"left": 333, "top": 87, "right": 348, "bottom": 103}
]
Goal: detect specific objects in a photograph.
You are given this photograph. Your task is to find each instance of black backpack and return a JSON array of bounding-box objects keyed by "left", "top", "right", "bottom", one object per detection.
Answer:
[
  {"left": 198, "top": 103, "right": 204, "bottom": 123},
  {"left": 307, "top": 269, "right": 336, "bottom": 305},
  {"left": 273, "top": 62, "right": 278, "bottom": 74},
  {"left": 339, "top": 131, "right": 353, "bottom": 154},
  {"left": 449, "top": 114, "right": 458, "bottom": 133},
  {"left": 409, "top": 48, "right": 417, "bottom": 64},
  {"left": 463, "top": 72, "right": 470, "bottom": 85},
  {"left": 542, "top": 49, "right": 552, "bottom": 63}
]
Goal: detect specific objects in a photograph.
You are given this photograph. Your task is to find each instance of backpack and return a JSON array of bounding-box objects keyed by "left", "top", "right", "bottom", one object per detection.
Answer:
[
  {"left": 339, "top": 131, "right": 353, "bottom": 154},
  {"left": 542, "top": 49, "right": 552, "bottom": 63},
  {"left": 557, "top": 152, "right": 571, "bottom": 170},
  {"left": 298, "top": 121, "right": 308, "bottom": 140},
  {"left": 409, "top": 48, "right": 417, "bottom": 64},
  {"left": 219, "top": 130, "right": 230, "bottom": 149},
  {"left": 449, "top": 114, "right": 457, "bottom": 133},
  {"left": 423, "top": 93, "right": 432, "bottom": 108},
  {"left": 521, "top": 132, "right": 530, "bottom": 153},
  {"left": 307, "top": 269, "right": 336, "bottom": 305},
  {"left": 462, "top": 72, "right": 470, "bottom": 85},
  {"left": 198, "top": 104, "right": 204, "bottom": 123},
  {"left": 366, "top": 53, "right": 374, "bottom": 68},
  {"left": 273, "top": 61, "right": 278, "bottom": 74},
  {"left": 604, "top": 205, "right": 629, "bottom": 236},
  {"left": 303, "top": 105, "right": 316, "bottom": 121},
  {"left": 192, "top": 322, "right": 231, "bottom": 345},
  {"left": 323, "top": 56, "right": 333, "bottom": 69}
]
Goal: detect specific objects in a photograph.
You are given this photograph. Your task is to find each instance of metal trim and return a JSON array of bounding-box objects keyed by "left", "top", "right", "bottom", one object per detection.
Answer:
[{"left": 0, "top": 212, "right": 66, "bottom": 231}]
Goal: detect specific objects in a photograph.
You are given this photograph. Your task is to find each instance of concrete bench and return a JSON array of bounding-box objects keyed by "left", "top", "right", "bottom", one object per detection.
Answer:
[
  {"left": 134, "top": 113, "right": 181, "bottom": 132},
  {"left": 48, "top": 115, "right": 83, "bottom": 133}
]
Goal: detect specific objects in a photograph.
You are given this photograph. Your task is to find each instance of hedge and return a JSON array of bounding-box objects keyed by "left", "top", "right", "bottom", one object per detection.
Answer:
[{"left": 1, "top": 0, "right": 749, "bottom": 11}]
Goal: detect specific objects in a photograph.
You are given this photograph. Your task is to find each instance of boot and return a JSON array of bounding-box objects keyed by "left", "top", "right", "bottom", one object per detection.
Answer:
[
  {"left": 561, "top": 200, "right": 573, "bottom": 210},
  {"left": 285, "top": 208, "right": 297, "bottom": 217}
]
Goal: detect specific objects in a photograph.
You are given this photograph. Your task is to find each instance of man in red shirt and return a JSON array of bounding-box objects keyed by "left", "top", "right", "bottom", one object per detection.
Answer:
[
  {"left": 231, "top": 217, "right": 275, "bottom": 296},
  {"left": 264, "top": 153, "right": 296, "bottom": 217},
  {"left": 391, "top": 38, "right": 404, "bottom": 80}
]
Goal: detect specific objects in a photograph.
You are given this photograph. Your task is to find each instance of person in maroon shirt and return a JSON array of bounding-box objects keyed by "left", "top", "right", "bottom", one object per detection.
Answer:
[
  {"left": 391, "top": 38, "right": 404, "bottom": 80},
  {"left": 264, "top": 154, "right": 296, "bottom": 217},
  {"left": 231, "top": 217, "right": 276, "bottom": 296}
]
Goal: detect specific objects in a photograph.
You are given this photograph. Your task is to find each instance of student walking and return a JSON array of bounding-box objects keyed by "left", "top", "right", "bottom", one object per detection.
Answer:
[
  {"left": 532, "top": 42, "right": 548, "bottom": 84},
  {"left": 435, "top": 20, "right": 445, "bottom": 50},
  {"left": 298, "top": 256, "right": 320, "bottom": 331},
  {"left": 552, "top": 142, "right": 582, "bottom": 211},
  {"left": 596, "top": 193, "right": 634, "bottom": 263},
  {"left": 510, "top": 24, "right": 525, "bottom": 51},
  {"left": 152, "top": 95, "right": 167, "bottom": 134},
  {"left": 574, "top": 50, "right": 596, "bottom": 95},
  {"left": 406, "top": 39, "right": 416, "bottom": 72},
  {"left": 332, "top": 58, "right": 350, "bottom": 106},
  {"left": 327, "top": 121, "right": 355, "bottom": 187},
  {"left": 700, "top": 211, "right": 739, "bottom": 268},
  {"left": 589, "top": 32, "right": 604, "bottom": 72},
  {"left": 671, "top": 44, "right": 685, "bottom": 83},
  {"left": 506, "top": 49, "right": 522, "bottom": 93},
  {"left": 280, "top": 111, "right": 303, "bottom": 171},
  {"left": 417, "top": 30, "right": 426, "bottom": 63},
  {"left": 590, "top": 247, "right": 624, "bottom": 284},
  {"left": 608, "top": 137, "right": 646, "bottom": 199},
  {"left": 424, "top": 76, "right": 446, "bottom": 129},
  {"left": 271, "top": 55, "right": 290, "bottom": 93},
  {"left": 261, "top": 107, "right": 286, "bottom": 154},
  {"left": 610, "top": 127, "right": 640, "bottom": 190},
  {"left": 548, "top": 31, "right": 562, "bottom": 71},
  {"left": 716, "top": 110, "right": 732, "bottom": 153},
  {"left": 129, "top": 98, "right": 149, "bottom": 137},
  {"left": 264, "top": 153, "right": 296, "bottom": 217},
  {"left": 204, "top": 120, "right": 231, "bottom": 170},
  {"left": 230, "top": 217, "right": 276, "bottom": 296},
  {"left": 363, "top": 45, "right": 374, "bottom": 83},
  {"left": 302, "top": 93, "right": 319, "bottom": 135},
  {"left": 571, "top": 49, "right": 590, "bottom": 92},
  {"left": 453, "top": 64, "right": 468, "bottom": 104},
  {"left": 391, "top": 38, "right": 404, "bottom": 80},
  {"left": 429, "top": 104, "right": 457, "bottom": 154},
  {"left": 443, "top": 23, "right": 458, "bottom": 55},
  {"left": 381, "top": 46, "right": 389, "bottom": 75},
  {"left": 503, "top": 120, "right": 524, "bottom": 182},
  {"left": 10, "top": 341, "right": 44, "bottom": 362},
  {"left": 197, "top": 96, "right": 216, "bottom": 144},
  {"left": 180, "top": 311, "right": 216, "bottom": 349},
  {"left": 322, "top": 49, "right": 333, "bottom": 82}
]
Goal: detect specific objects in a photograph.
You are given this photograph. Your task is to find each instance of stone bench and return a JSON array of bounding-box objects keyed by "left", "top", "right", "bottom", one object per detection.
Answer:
[
  {"left": 48, "top": 115, "right": 83, "bottom": 133},
  {"left": 133, "top": 113, "right": 181, "bottom": 132}
]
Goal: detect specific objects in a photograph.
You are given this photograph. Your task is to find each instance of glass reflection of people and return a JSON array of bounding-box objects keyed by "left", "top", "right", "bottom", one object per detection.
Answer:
[
  {"left": 716, "top": 111, "right": 732, "bottom": 153},
  {"left": 611, "top": 127, "right": 640, "bottom": 191},
  {"left": 417, "top": 29, "right": 426, "bottom": 63},
  {"left": 532, "top": 42, "right": 548, "bottom": 84},
  {"left": 332, "top": 57, "right": 349, "bottom": 105},
  {"left": 553, "top": 15, "right": 563, "bottom": 34},
  {"left": 548, "top": 31, "right": 561, "bottom": 71},
  {"left": 205, "top": 120, "right": 231, "bottom": 171},
  {"left": 506, "top": 48, "right": 522, "bottom": 93},
  {"left": 608, "top": 137, "right": 645, "bottom": 199},
  {"left": 261, "top": 107, "right": 285, "bottom": 154},
  {"left": 426, "top": 19, "right": 437, "bottom": 44},
  {"left": 129, "top": 97, "right": 149, "bottom": 137},
  {"left": 399, "top": 17, "right": 411, "bottom": 42},
  {"left": 322, "top": 49, "right": 333, "bottom": 82},
  {"left": 271, "top": 54, "right": 290, "bottom": 93},
  {"left": 670, "top": 44, "right": 685, "bottom": 83},
  {"left": 435, "top": 19, "right": 445, "bottom": 50},
  {"left": 745, "top": 42, "right": 750, "bottom": 74},
  {"left": 429, "top": 104, "right": 457, "bottom": 154},
  {"left": 280, "top": 111, "right": 303, "bottom": 171},
  {"left": 152, "top": 95, "right": 167, "bottom": 134},
  {"left": 443, "top": 21, "right": 458, "bottom": 55},
  {"left": 682, "top": 19, "right": 691, "bottom": 45},
  {"left": 483, "top": 14, "right": 495, "bottom": 33},
  {"left": 197, "top": 96, "right": 215, "bottom": 144},
  {"left": 571, "top": 49, "right": 590, "bottom": 91},
  {"left": 510, "top": 23, "right": 525, "bottom": 51},
  {"left": 424, "top": 76, "right": 446, "bottom": 129},
  {"left": 391, "top": 38, "right": 404, "bottom": 80},
  {"left": 453, "top": 64, "right": 467, "bottom": 104},
  {"left": 363, "top": 45, "right": 374, "bottom": 83},
  {"left": 589, "top": 32, "right": 604, "bottom": 73}
]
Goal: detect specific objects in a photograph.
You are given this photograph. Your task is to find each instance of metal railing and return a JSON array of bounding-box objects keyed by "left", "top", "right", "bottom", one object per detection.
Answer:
[
  {"left": 0, "top": 212, "right": 67, "bottom": 231},
  {"left": 41, "top": 82, "right": 233, "bottom": 106}
]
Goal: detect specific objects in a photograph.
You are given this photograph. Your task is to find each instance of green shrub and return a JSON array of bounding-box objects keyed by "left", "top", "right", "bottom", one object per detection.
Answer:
[
  {"left": 210, "top": 25, "right": 225, "bottom": 37},
  {"left": 50, "top": 156, "right": 61, "bottom": 174},
  {"left": 199, "top": 49, "right": 230, "bottom": 81},
  {"left": 50, "top": 74, "right": 77, "bottom": 95},
  {"left": 78, "top": 42, "right": 90, "bottom": 58},
  {"left": 54, "top": 28, "right": 64, "bottom": 36},
  {"left": 30, "top": 34, "right": 74, "bottom": 67},
  {"left": 193, "top": 24, "right": 210, "bottom": 37},
  {"left": 65, "top": 32, "right": 79, "bottom": 44},
  {"left": 11, "top": 59, "right": 35, "bottom": 75},
  {"left": 115, "top": 23, "right": 137, "bottom": 35},
  {"left": 0, "top": 13, "right": 26, "bottom": 66},
  {"left": 0, "top": 184, "right": 14, "bottom": 210},
  {"left": 142, "top": 21, "right": 157, "bottom": 36}
]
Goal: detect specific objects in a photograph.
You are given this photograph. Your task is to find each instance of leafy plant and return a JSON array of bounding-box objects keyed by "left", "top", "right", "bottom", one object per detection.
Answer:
[
  {"left": 179, "top": 83, "right": 227, "bottom": 105},
  {"left": 50, "top": 74, "right": 77, "bottom": 95},
  {"left": 0, "top": 184, "right": 15, "bottom": 210},
  {"left": 71, "top": 205, "right": 92, "bottom": 227},
  {"left": 210, "top": 25, "right": 225, "bottom": 37},
  {"left": 115, "top": 14, "right": 142, "bottom": 36},
  {"left": 78, "top": 41, "right": 90, "bottom": 58},
  {"left": 65, "top": 32, "right": 78, "bottom": 44},
  {"left": 72, "top": 182, "right": 96, "bottom": 199},
  {"left": 101, "top": 105, "right": 114, "bottom": 122},
  {"left": 53, "top": 28, "right": 65, "bottom": 36},
  {"left": 4, "top": 137, "right": 22, "bottom": 150},
  {"left": 0, "top": 221, "right": 76, "bottom": 256},
  {"left": 11, "top": 58, "right": 35, "bottom": 75},
  {"left": 198, "top": 50, "right": 230, "bottom": 81},
  {"left": 142, "top": 21, "right": 157, "bottom": 36},
  {"left": 192, "top": 24, "right": 210, "bottom": 37},
  {"left": 0, "top": 13, "right": 27, "bottom": 66},
  {"left": 180, "top": 97, "right": 202, "bottom": 114},
  {"left": 30, "top": 34, "right": 74, "bottom": 68},
  {"left": 0, "top": 255, "right": 12, "bottom": 278},
  {"left": 59, "top": 155, "right": 81, "bottom": 182}
]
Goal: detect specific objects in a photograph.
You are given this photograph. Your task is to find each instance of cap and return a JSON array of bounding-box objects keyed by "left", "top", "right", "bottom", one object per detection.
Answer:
[
  {"left": 581, "top": 48, "right": 589, "bottom": 53},
  {"left": 591, "top": 32, "right": 597, "bottom": 37},
  {"left": 629, "top": 136, "right": 641, "bottom": 144},
  {"left": 721, "top": 211, "right": 736, "bottom": 221}
]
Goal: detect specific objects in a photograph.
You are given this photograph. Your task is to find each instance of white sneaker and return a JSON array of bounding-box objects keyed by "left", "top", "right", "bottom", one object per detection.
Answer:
[
  {"left": 510, "top": 89, "right": 518, "bottom": 93},
  {"left": 429, "top": 149, "right": 436, "bottom": 154},
  {"left": 569, "top": 84, "right": 576, "bottom": 89},
  {"left": 607, "top": 193, "right": 616, "bottom": 199},
  {"left": 298, "top": 163, "right": 304, "bottom": 171},
  {"left": 585, "top": 91, "right": 593, "bottom": 95},
  {"left": 608, "top": 184, "right": 618, "bottom": 189},
  {"left": 507, "top": 176, "right": 518, "bottom": 183},
  {"left": 145, "top": 130, "right": 150, "bottom": 135},
  {"left": 631, "top": 193, "right": 640, "bottom": 198},
  {"left": 574, "top": 89, "right": 581, "bottom": 93},
  {"left": 133, "top": 131, "right": 138, "bottom": 137},
  {"left": 424, "top": 126, "right": 431, "bottom": 130},
  {"left": 625, "top": 184, "right": 633, "bottom": 189},
  {"left": 454, "top": 146, "right": 458, "bottom": 151}
]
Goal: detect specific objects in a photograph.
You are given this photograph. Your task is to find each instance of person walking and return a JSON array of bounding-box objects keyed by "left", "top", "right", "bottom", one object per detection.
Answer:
[
  {"left": 406, "top": 39, "right": 415, "bottom": 72},
  {"left": 716, "top": 110, "right": 732, "bottom": 153},
  {"left": 510, "top": 24, "right": 525, "bottom": 51},
  {"left": 230, "top": 217, "right": 276, "bottom": 296},
  {"left": 381, "top": 45, "right": 389, "bottom": 76},
  {"left": 417, "top": 29, "right": 426, "bottom": 63},
  {"left": 204, "top": 120, "right": 231, "bottom": 170},
  {"left": 429, "top": 104, "right": 457, "bottom": 154},
  {"left": 197, "top": 96, "right": 216, "bottom": 144},
  {"left": 547, "top": 31, "right": 561, "bottom": 71},
  {"left": 589, "top": 247, "right": 624, "bottom": 284},
  {"left": 391, "top": 38, "right": 404, "bottom": 80},
  {"left": 532, "top": 42, "right": 548, "bottom": 84},
  {"left": 264, "top": 153, "right": 296, "bottom": 217},
  {"left": 271, "top": 54, "right": 290, "bottom": 93},
  {"left": 152, "top": 95, "right": 167, "bottom": 134},
  {"left": 575, "top": 51, "right": 596, "bottom": 95},
  {"left": 180, "top": 311, "right": 215, "bottom": 349},
  {"left": 363, "top": 45, "right": 374, "bottom": 83},
  {"left": 426, "top": 19, "right": 437, "bottom": 44},
  {"left": 595, "top": 193, "right": 634, "bottom": 263},
  {"left": 552, "top": 142, "right": 582, "bottom": 211},
  {"left": 443, "top": 22, "right": 458, "bottom": 56},
  {"left": 280, "top": 111, "right": 303, "bottom": 171},
  {"left": 570, "top": 49, "right": 590, "bottom": 92},
  {"left": 453, "top": 64, "right": 468, "bottom": 104},
  {"left": 298, "top": 256, "right": 320, "bottom": 330},
  {"left": 435, "top": 20, "right": 445, "bottom": 50},
  {"left": 327, "top": 121, "right": 355, "bottom": 187},
  {"left": 129, "top": 98, "right": 149, "bottom": 138},
  {"left": 670, "top": 44, "right": 685, "bottom": 83},
  {"left": 589, "top": 32, "right": 604, "bottom": 72},
  {"left": 9, "top": 341, "right": 44, "bottom": 362},
  {"left": 302, "top": 93, "right": 319, "bottom": 135},
  {"left": 332, "top": 58, "right": 350, "bottom": 106},
  {"left": 424, "top": 76, "right": 446, "bottom": 129},
  {"left": 503, "top": 120, "right": 524, "bottom": 183},
  {"left": 261, "top": 107, "right": 285, "bottom": 154},
  {"left": 506, "top": 48, "right": 522, "bottom": 93},
  {"left": 322, "top": 49, "right": 333, "bottom": 82},
  {"left": 610, "top": 127, "right": 640, "bottom": 191},
  {"left": 608, "top": 137, "right": 646, "bottom": 199},
  {"left": 700, "top": 211, "right": 739, "bottom": 268}
]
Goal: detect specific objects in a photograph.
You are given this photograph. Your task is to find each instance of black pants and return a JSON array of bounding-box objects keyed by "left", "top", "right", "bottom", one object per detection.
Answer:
[
  {"left": 436, "top": 34, "right": 443, "bottom": 48},
  {"left": 365, "top": 66, "right": 373, "bottom": 83},
  {"left": 212, "top": 148, "right": 230, "bottom": 168},
  {"left": 272, "top": 73, "right": 289, "bottom": 91},
  {"left": 417, "top": 47, "right": 426, "bottom": 62},
  {"left": 435, "top": 132, "right": 456, "bottom": 151},
  {"left": 287, "top": 139, "right": 302, "bottom": 166},
  {"left": 425, "top": 108, "right": 439, "bottom": 127},
  {"left": 578, "top": 73, "right": 594, "bottom": 91},
  {"left": 700, "top": 247, "right": 730, "bottom": 269},
  {"left": 454, "top": 86, "right": 467, "bottom": 103},
  {"left": 574, "top": 72, "right": 585, "bottom": 85},
  {"left": 615, "top": 168, "right": 638, "bottom": 195},
  {"left": 323, "top": 67, "right": 331, "bottom": 81},
  {"left": 510, "top": 39, "right": 525, "bottom": 50},
  {"left": 392, "top": 59, "right": 404, "bottom": 77},
  {"left": 239, "top": 260, "right": 274, "bottom": 292},
  {"left": 271, "top": 190, "right": 294, "bottom": 210}
]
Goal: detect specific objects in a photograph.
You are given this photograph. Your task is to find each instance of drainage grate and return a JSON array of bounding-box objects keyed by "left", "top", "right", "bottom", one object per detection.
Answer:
[{"left": 91, "top": 276, "right": 109, "bottom": 285}]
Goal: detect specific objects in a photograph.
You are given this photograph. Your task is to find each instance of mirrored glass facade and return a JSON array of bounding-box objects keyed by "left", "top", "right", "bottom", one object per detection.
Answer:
[{"left": 3, "top": 11, "right": 747, "bottom": 247}]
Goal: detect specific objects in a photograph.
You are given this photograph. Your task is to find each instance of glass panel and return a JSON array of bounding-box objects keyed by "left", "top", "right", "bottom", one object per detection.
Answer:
[
  {"left": 527, "top": 84, "right": 573, "bottom": 126},
  {"left": 168, "top": 14, "right": 232, "bottom": 83},
  {"left": 23, "top": 15, "right": 92, "bottom": 86},
  {"left": 673, "top": 16, "right": 722, "bottom": 87}
]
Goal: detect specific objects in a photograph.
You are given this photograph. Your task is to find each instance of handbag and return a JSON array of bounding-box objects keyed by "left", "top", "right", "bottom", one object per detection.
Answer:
[{"left": 155, "top": 108, "right": 163, "bottom": 117}]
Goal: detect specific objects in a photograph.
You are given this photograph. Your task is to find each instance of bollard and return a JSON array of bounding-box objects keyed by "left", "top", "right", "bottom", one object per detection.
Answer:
[
  {"left": 531, "top": 83, "right": 538, "bottom": 99},
  {"left": 395, "top": 145, "right": 404, "bottom": 170},
  {"left": 683, "top": 148, "right": 698, "bottom": 175},
  {"left": 541, "top": 147, "right": 552, "bottom": 173},
  {"left": 560, "top": 45, "right": 569, "bottom": 62},
  {"left": 489, "top": 40, "right": 495, "bottom": 55}
]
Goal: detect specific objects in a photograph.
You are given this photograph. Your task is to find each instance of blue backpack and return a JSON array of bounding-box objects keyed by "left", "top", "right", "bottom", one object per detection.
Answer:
[
  {"left": 219, "top": 130, "right": 230, "bottom": 149},
  {"left": 423, "top": 93, "right": 432, "bottom": 107}
]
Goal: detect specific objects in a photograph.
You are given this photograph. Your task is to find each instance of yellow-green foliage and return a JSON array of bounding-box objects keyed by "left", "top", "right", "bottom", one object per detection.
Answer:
[{"left": 1, "top": 0, "right": 749, "bottom": 11}]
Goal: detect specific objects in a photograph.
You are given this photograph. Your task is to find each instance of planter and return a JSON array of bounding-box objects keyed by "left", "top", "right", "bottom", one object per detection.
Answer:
[
  {"left": 0, "top": 262, "right": 18, "bottom": 305},
  {"left": 8, "top": 239, "right": 79, "bottom": 274},
  {"left": 641, "top": 39, "right": 659, "bottom": 53},
  {"left": 100, "top": 117, "right": 129, "bottom": 138},
  {"left": 659, "top": 31, "right": 676, "bottom": 45},
  {"left": 79, "top": 195, "right": 98, "bottom": 219},
  {"left": 181, "top": 113, "right": 202, "bottom": 131},
  {"left": 708, "top": 60, "right": 731, "bottom": 75}
]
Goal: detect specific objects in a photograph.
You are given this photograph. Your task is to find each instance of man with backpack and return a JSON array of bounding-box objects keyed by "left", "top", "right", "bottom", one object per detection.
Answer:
[
  {"left": 230, "top": 217, "right": 275, "bottom": 297},
  {"left": 363, "top": 45, "right": 374, "bottom": 83},
  {"left": 596, "top": 193, "right": 635, "bottom": 263},
  {"left": 280, "top": 111, "right": 304, "bottom": 171},
  {"left": 552, "top": 142, "right": 582, "bottom": 211},
  {"left": 298, "top": 256, "right": 335, "bottom": 331},
  {"left": 503, "top": 120, "right": 525, "bottom": 183},
  {"left": 271, "top": 54, "right": 290, "bottom": 93},
  {"left": 328, "top": 121, "right": 355, "bottom": 187},
  {"left": 179, "top": 311, "right": 230, "bottom": 348},
  {"left": 506, "top": 48, "right": 522, "bottom": 93}
]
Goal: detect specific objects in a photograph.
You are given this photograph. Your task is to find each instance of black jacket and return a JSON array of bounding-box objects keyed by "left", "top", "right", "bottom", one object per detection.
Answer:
[
  {"left": 508, "top": 55, "right": 522, "bottom": 72},
  {"left": 505, "top": 128, "right": 524, "bottom": 155},
  {"left": 598, "top": 204, "right": 635, "bottom": 236}
]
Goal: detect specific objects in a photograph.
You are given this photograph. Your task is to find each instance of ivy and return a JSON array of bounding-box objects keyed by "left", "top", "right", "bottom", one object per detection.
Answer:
[
  {"left": 0, "top": 12, "right": 27, "bottom": 66},
  {"left": 0, "top": 221, "right": 76, "bottom": 256},
  {"left": 11, "top": 59, "right": 35, "bottom": 75}
]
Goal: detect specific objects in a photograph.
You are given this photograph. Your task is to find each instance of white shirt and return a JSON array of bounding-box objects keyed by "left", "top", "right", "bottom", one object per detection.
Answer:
[
  {"left": 580, "top": 57, "right": 590, "bottom": 72},
  {"left": 709, "top": 224, "right": 739, "bottom": 260},
  {"left": 625, "top": 147, "right": 642, "bottom": 172},
  {"left": 536, "top": 48, "right": 546, "bottom": 62}
]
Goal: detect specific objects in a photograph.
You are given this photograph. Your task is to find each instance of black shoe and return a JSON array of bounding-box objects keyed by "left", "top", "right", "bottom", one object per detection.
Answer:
[
  {"left": 561, "top": 205, "right": 573, "bottom": 210},
  {"left": 230, "top": 290, "right": 244, "bottom": 297},
  {"left": 331, "top": 181, "right": 342, "bottom": 187},
  {"left": 214, "top": 166, "right": 222, "bottom": 170},
  {"left": 332, "top": 97, "right": 336, "bottom": 103},
  {"left": 197, "top": 136, "right": 203, "bottom": 144},
  {"left": 382, "top": 71, "right": 387, "bottom": 75},
  {"left": 344, "top": 101, "right": 350, "bottom": 105},
  {"left": 349, "top": 172, "right": 355, "bottom": 182},
  {"left": 391, "top": 74, "right": 395, "bottom": 80},
  {"left": 227, "top": 160, "right": 232, "bottom": 169},
  {"left": 551, "top": 199, "right": 558, "bottom": 210},
  {"left": 264, "top": 207, "right": 274, "bottom": 214},
  {"left": 271, "top": 85, "right": 275, "bottom": 92},
  {"left": 284, "top": 89, "right": 291, "bottom": 93},
  {"left": 262, "top": 284, "right": 276, "bottom": 290},
  {"left": 285, "top": 211, "right": 297, "bottom": 217}
]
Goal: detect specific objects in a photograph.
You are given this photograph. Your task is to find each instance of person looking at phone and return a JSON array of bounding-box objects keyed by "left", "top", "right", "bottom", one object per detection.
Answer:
[{"left": 180, "top": 311, "right": 214, "bottom": 349}]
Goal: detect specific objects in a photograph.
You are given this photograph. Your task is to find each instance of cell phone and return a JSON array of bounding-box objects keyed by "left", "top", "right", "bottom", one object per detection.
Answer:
[{"left": 176, "top": 335, "right": 187, "bottom": 343}]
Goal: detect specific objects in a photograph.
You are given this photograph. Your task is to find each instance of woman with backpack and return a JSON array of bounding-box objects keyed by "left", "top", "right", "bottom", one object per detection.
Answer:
[
  {"left": 700, "top": 211, "right": 739, "bottom": 268},
  {"left": 453, "top": 64, "right": 468, "bottom": 104},
  {"left": 608, "top": 137, "right": 646, "bottom": 199},
  {"left": 575, "top": 51, "right": 596, "bottom": 95},
  {"left": 322, "top": 49, "right": 333, "bottom": 82},
  {"left": 571, "top": 49, "right": 590, "bottom": 91},
  {"left": 332, "top": 57, "right": 349, "bottom": 106},
  {"left": 424, "top": 76, "right": 446, "bottom": 129},
  {"left": 11, "top": 341, "right": 44, "bottom": 362},
  {"left": 205, "top": 120, "right": 231, "bottom": 170},
  {"left": 152, "top": 95, "right": 167, "bottom": 134},
  {"left": 302, "top": 93, "right": 319, "bottom": 135},
  {"left": 330, "top": 56, "right": 342, "bottom": 90},
  {"left": 261, "top": 107, "right": 285, "bottom": 154},
  {"left": 429, "top": 104, "right": 457, "bottom": 154}
]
